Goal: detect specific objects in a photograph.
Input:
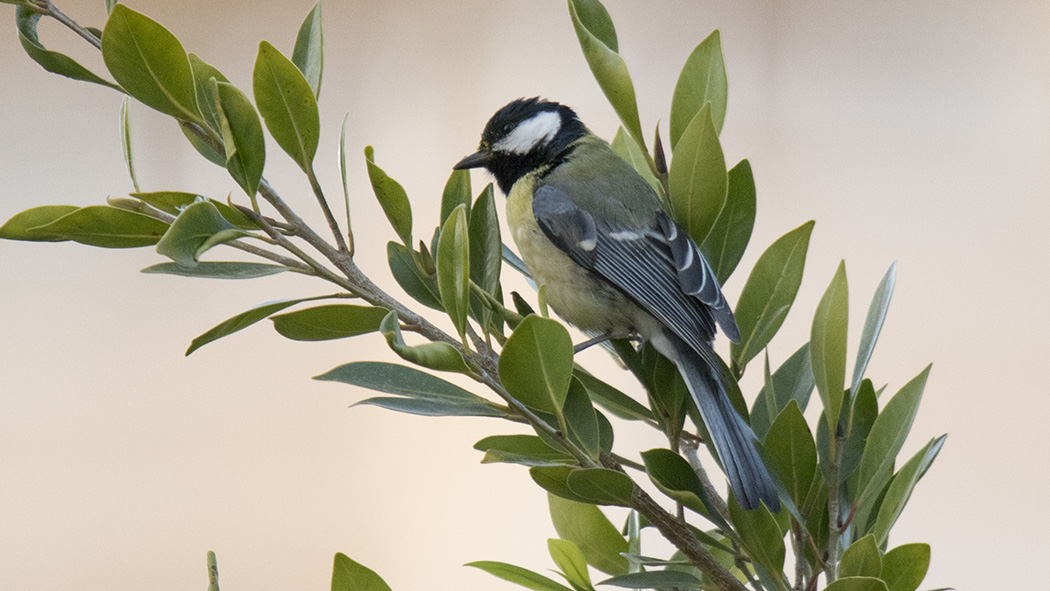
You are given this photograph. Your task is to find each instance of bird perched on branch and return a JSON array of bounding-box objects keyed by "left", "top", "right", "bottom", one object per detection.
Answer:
[{"left": 454, "top": 97, "right": 780, "bottom": 511}]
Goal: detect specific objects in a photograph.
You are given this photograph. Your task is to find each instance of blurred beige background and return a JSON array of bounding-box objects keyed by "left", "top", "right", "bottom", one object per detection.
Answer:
[{"left": 2, "top": 0, "right": 1049, "bottom": 589}]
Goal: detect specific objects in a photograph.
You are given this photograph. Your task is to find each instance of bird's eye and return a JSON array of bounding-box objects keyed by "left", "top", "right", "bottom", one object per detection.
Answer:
[{"left": 501, "top": 123, "right": 514, "bottom": 134}]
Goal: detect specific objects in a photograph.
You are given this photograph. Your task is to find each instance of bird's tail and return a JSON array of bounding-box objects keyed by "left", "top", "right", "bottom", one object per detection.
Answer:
[{"left": 670, "top": 338, "right": 780, "bottom": 512}]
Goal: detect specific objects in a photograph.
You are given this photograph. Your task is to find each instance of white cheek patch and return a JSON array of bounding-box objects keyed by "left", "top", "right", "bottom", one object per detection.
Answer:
[{"left": 494, "top": 111, "right": 561, "bottom": 154}]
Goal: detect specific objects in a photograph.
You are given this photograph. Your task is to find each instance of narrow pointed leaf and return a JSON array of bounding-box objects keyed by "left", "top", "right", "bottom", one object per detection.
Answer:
[
  {"left": 27, "top": 205, "right": 168, "bottom": 248},
  {"left": 469, "top": 184, "right": 502, "bottom": 334},
  {"left": 881, "top": 543, "right": 930, "bottom": 591},
  {"left": 853, "top": 365, "right": 932, "bottom": 520},
  {"left": 852, "top": 261, "right": 897, "bottom": 394},
  {"left": 378, "top": 310, "right": 471, "bottom": 374},
  {"left": 215, "top": 81, "right": 266, "bottom": 197},
  {"left": 253, "top": 40, "right": 319, "bottom": 170},
  {"left": 331, "top": 553, "right": 391, "bottom": 591},
  {"left": 271, "top": 304, "right": 388, "bottom": 341},
  {"left": 354, "top": 397, "right": 502, "bottom": 418},
  {"left": 573, "top": 368, "right": 654, "bottom": 421},
  {"left": 366, "top": 147, "right": 412, "bottom": 244},
  {"left": 441, "top": 169, "right": 472, "bottom": 226},
  {"left": 728, "top": 495, "right": 786, "bottom": 580},
  {"left": 156, "top": 199, "right": 249, "bottom": 266},
  {"left": 548, "top": 495, "right": 629, "bottom": 575},
  {"left": 750, "top": 342, "right": 814, "bottom": 441},
  {"left": 141, "top": 261, "right": 287, "bottom": 279},
  {"left": 763, "top": 400, "right": 816, "bottom": 507},
  {"left": 611, "top": 127, "right": 661, "bottom": 196},
  {"left": 700, "top": 159, "right": 756, "bottom": 285},
  {"left": 130, "top": 192, "right": 258, "bottom": 230},
  {"left": 339, "top": 113, "right": 352, "bottom": 250},
  {"left": 670, "top": 29, "right": 728, "bottom": 147},
  {"left": 640, "top": 448, "right": 728, "bottom": 529},
  {"left": 119, "top": 96, "right": 140, "bottom": 192},
  {"left": 667, "top": 104, "right": 727, "bottom": 246},
  {"left": 563, "top": 378, "right": 600, "bottom": 458},
  {"left": 871, "top": 435, "right": 946, "bottom": 544},
  {"left": 0, "top": 205, "right": 79, "bottom": 241},
  {"left": 568, "top": 0, "right": 644, "bottom": 148},
  {"left": 841, "top": 379, "right": 878, "bottom": 480},
  {"left": 180, "top": 121, "right": 227, "bottom": 165},
  {"left": 499, "top": 315, "right": 574, "bottom": 415},
  {"left": 475, "top": 435, "right": 573, "bottom": 466},
  {"left": 548, "top": 539, "right": 593, "bottom": 590},
  {"left": 597, "top": 571, "right": 702, "bottom": 588},
  {"left": 811, "top": 260, "right": 849, "bottom": 430},
  {"left": 16, "top": 7, "right": 121, "bottom": 90},
  {"left": 840, "top": 535, "right": 883, "bottom": 579},
  {"left": 316, "top": 360, "right": 494, "bottom": 414},
  {"left": 387, "top": 241, "right": 442, "bottom": 310},
  {"left": 465, "top": 561, "right": 574, "bottom": 591},
  {"left": 291, "top": 0, "right": 324, "bottom": 99},
  {"left": 102, "top": 5, "right": 200, "bottom": 121},
  {"left": 437, "top": 204, "right": 470, "bottom": 339},
  {"left": 731, "top": 220, "right": 814, "bottom": 374},
  {"left": 188, "top": 54, "right": 229, "bottom": 132},
  {"left": 186, "top": 296, "right": 329, "bottom": 355}
]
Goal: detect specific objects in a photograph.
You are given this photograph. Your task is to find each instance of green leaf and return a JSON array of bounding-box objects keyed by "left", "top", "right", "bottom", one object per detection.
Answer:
[
  {"left": 728, "top": 495, "right": 785, "bottom": 583},
  {"left": 548, "top": 495, "right": 629, "bottom": 575},
  {"left": 469, "top": 184, "right": 502, "bottom": 333},
  {"left": 339, "top": 113, "right": 352, "bottom": 245},
  {"left": 465, "top": 561, "right": 574, "bottom": 591},
  {"left": 532, "top": 466, "right": 597, "bottom": 504},
  {"left": 852, "top": 365, "right": 932, "bottom": 527},
  {"left": 271, "top": 304, "right": 388, "bottom": 341},
  {"left": 568, "top": 0, "right": 645, "bottom": 149},
  {"left": 331, "top": 552, "right": 391, "bottom": 591},
  {"left": 119, "top": 96, "right": 140, "bottom": 192},
  {"left": 156, "top": 199, "right": 249, "bottom": 266},
  {"left": 475, "top": 435, "right": 574, "bottom": 466},
  {"left": 437, "top": 204, "right": 470, "bottom": 340},
  {"left": 499, "top": 315, "right": 574, "bottom": 416},
  {"left": 130, "top": 192, "right": 257, "bottom": 230},
  {"left": 731, "top": 220, "right": 814, "bottom": 375},
  {"left": 611, "top": 128, "right": 662, "bottom": 197},
  {"left": 700, "top": 159, "right": 756, "bottom": 285},
  {"left": 841, "top": 379, "right": 878, "bottom": 480},
  {"left": 566, "top": 469, "right": 634, "bottom": 507},
  {"left": 840, "top": 535, "right": 883, "bottom": 579},
  {"left": 823, "top": 577, "right": 889, "bottom": 591},
  {"left": 563, "top": 378, "right": 600, "bottom": 458},
  {"left": 640, "top": 448, "right": 728, "bottom": 529},
  {"left": 186, "top": 296, "right": 328, "bottom": 355},
  {"left": 187, "top": 53, "right": 229, "bottom": 132},
  {"left": 26, "top": 205, "right": 168, "bottom": 248},
  {"left": 215, "top": 81, "right": 266, "bottom": 197},
  {"left": 750, "top": 342, "right": 814, "bottom": 441},
  {"left": 378, "top": 310, "right": 472, "bottom": 375},
  {"left": 548, "top": 539, "right": 594, "bottom": 591},
  {"left": 253, "top": 40, "right": 319, "bottom": 171},
  {"left": 667, "top": 104, "right": 727, "bottom": 247},
  {"left": 597, "top": 571, "right": 702, "bottom": 588},
  {"left": 0, "top": 205, "right": 79, "bottom": 241},
  {"left": 317, "top": 360, "right": 500, "bottom": 417},
  {"left": 102, "top": 5, "right": 200, "bottom": 121},
  {"left": 291, "top": 0, "right": 324, "bottom": 99},
  {"left": 881, "top": 543, "right": 930, "bottom": 591},
  {"left": 179, "top": 121, "right": 227, "bottom": 166},
  {"left": 387, "top": 241, "right": 442, "bottom": 310},
  {"left": 811, "top": 260, "right": 849, "bottom": 430},
  {"left": 572, "top": 368, "right": 654, "bottom": 422},
  {"left": 852, "top": 261, "right": 897, "bottom": 394},
  {"left": 763, "top": 400, "right": 816, "bottom": 508},
  {"left": 365, "top": 146, "right": 413, "bottom": 245},
  {"left": 670, "top": 29, "right": 728, "bottom": 147},
  {"left": 441, "top": 169, "right": 472, "bottom": 226},
  {"left": 871, "top": 436, "right": 946, "bottom": 545},
  {"left": 141, "top": 261, "right": 287, "bottom": 279},
  {"left": 15, "top": 7, "right": 121, "bottom": 91}
]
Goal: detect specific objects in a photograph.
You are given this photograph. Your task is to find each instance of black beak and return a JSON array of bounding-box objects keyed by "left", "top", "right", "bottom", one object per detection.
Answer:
[{"left": 453, "top": 149, "right": 491, "bottom": 170}]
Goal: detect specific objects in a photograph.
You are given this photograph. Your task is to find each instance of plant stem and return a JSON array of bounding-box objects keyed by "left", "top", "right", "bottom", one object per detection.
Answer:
[
  {"left": 825, "top": 433, "right": 843, "bottom": 582},
  {"left": 306, "top": 166, "right": 350, "bottom": 255},
  {"left": 38, "top": 1, "right": 102, "bottom": 50},
  {"left": 682, "top": 438, "right": 732, "bottom": 524}
]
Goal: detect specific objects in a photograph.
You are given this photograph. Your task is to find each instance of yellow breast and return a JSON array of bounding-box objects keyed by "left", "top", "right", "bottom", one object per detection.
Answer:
[{"left": 505, "top": 174, "right": 638, "bottom": 335}]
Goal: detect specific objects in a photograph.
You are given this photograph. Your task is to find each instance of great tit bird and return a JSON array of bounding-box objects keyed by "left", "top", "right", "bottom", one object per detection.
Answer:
[{"left": 454, "top": 97, "right": 779, "bottom": 511}]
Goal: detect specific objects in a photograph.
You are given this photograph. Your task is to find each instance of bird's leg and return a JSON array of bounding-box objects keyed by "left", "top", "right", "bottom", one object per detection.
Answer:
[{"left": 574, "top": 332, "right": 615, "bottom": 354}]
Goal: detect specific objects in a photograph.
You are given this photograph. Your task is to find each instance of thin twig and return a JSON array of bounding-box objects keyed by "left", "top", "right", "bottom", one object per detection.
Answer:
[
  {"left": 306, "top": 166, "right": 350, "bottom": 255},
  {"left": 682, "top": 438, "right": 732, "bottom": 524},
  {"left": 38, "top": 1, "right": 102, "bottom": 50}
]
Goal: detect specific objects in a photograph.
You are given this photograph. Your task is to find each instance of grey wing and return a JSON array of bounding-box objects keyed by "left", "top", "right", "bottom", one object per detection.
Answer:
[{"left": 532, "top": 185, "right": 740, "bottom": 350}]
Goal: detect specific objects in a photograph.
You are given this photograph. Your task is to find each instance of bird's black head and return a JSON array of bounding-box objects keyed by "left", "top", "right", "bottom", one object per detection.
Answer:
[{"left": 453, "top": 97, "right": 588, "bottom": 194}]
